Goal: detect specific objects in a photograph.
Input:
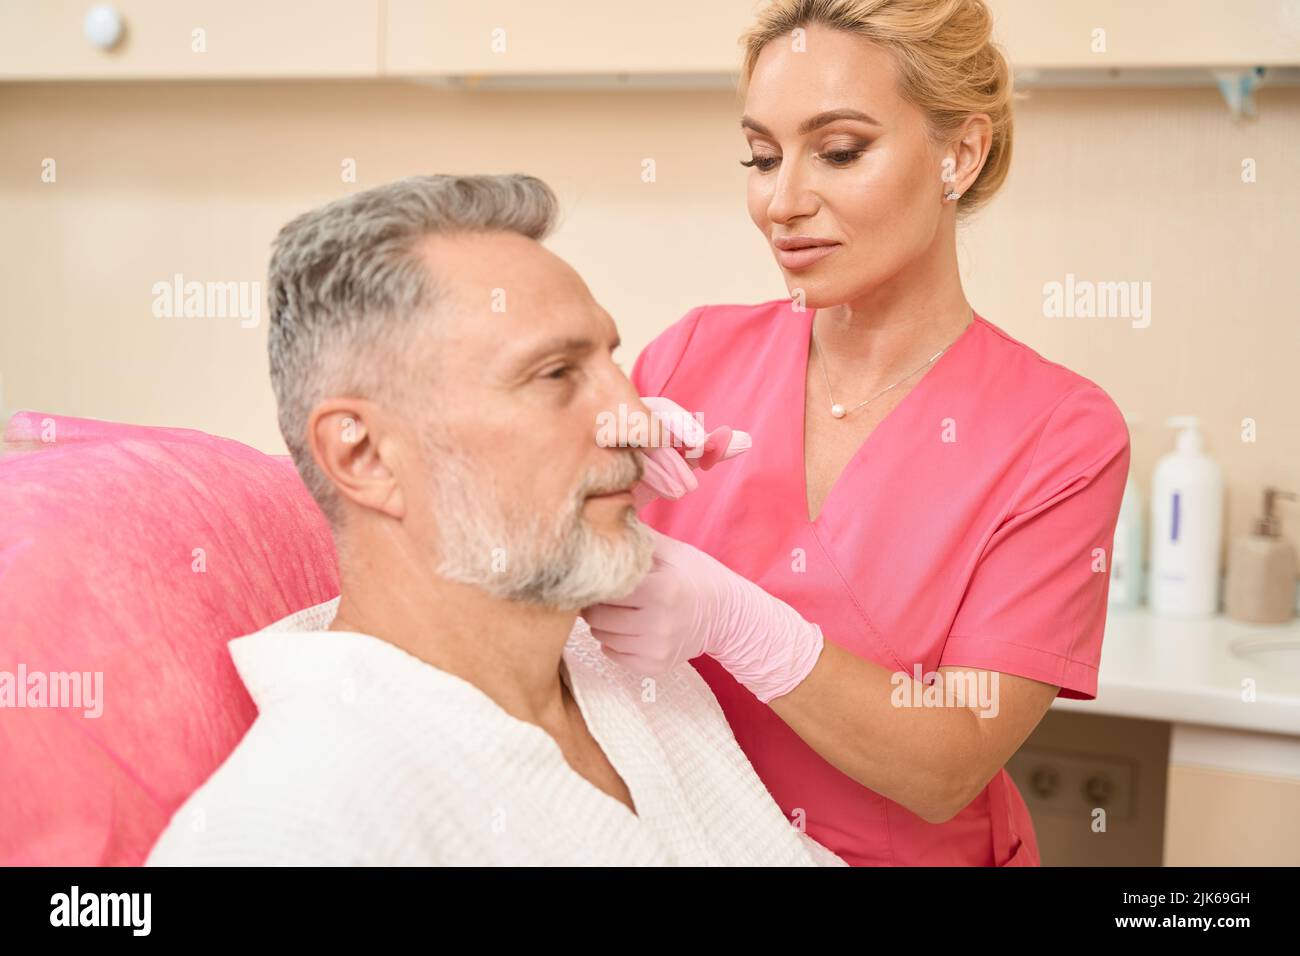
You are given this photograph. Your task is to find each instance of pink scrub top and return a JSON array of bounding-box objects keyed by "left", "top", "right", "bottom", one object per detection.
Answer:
[{"left": 631, "top": 299, "right": 1131, "bottom": 867}]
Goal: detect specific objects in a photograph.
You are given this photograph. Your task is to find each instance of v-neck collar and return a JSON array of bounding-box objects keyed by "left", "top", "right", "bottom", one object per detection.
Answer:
[{"left": 795, "top": 308, "right": 981, "bottom": 526}]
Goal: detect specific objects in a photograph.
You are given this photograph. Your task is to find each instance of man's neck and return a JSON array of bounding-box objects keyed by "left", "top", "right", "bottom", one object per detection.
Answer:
[{"left": 328, "top": 547, "right": 578, "bottom": 731}]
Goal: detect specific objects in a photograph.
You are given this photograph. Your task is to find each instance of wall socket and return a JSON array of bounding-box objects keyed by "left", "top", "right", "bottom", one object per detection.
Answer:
[{"left": 1007, "top": 747, "right": 1137, "bottom": 822}]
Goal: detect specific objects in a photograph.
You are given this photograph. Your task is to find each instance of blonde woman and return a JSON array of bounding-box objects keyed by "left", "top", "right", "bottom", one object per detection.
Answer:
[{"left": 587, "top": 0, "right": 1130, "bottom": 866}]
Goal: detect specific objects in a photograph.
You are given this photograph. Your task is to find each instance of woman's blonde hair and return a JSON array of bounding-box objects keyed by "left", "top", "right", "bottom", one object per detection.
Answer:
[{"left": 740, "top": 0, "right": 1015, "bottom": 216}]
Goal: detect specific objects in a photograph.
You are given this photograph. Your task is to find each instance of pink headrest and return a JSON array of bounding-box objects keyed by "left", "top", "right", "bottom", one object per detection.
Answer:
[{"left": 0, "top": 411, "right": 339, "bottom": 865}]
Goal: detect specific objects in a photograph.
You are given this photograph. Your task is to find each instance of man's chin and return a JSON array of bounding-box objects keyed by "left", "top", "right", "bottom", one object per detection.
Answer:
[
  {"left": 566, "top": 514, "right": 654, "bottom": 605},
  {"left": 439, "top": 502, "right": 653, "bottom": 610}
]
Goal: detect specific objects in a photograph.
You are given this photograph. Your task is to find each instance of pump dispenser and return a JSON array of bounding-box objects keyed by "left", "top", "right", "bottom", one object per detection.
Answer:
[
  {"left": 1149, "top": 416, "right": 1225, "bottom": 618},
  {"left": 1108, "top": 417, "right": 1145, "bottom": 608},
  {"left": 1225, "top": 488, "right": 1297, "bottom": 624}
]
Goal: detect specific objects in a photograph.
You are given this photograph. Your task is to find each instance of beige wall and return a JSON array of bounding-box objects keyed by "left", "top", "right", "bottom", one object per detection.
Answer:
[{"left": 1, "top": 79, "right": 1298, "bottom": 547}]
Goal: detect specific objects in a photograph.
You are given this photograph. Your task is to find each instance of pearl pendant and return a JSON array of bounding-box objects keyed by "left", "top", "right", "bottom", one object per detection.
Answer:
[{"left": 830, "top": 403, "right": 846, "bottom": 419}]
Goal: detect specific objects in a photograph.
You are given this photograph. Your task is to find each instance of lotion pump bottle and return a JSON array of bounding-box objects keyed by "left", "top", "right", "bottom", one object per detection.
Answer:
[
  {"left": 1108, "top": 473, "right": 1145, "bottom": 608},
  {"left": 1149, "top": 416, "right": 1224, "bottom": 618}
]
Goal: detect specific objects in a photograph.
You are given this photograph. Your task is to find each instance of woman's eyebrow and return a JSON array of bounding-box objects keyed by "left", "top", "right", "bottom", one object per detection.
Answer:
[{"left": 741, "top": 109, "right": 881, "bottom": 137}]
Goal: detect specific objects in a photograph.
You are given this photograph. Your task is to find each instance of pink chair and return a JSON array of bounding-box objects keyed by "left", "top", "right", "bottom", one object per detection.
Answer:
[{"left": 0, "top": 411, "right": 339, "bottom": 865}]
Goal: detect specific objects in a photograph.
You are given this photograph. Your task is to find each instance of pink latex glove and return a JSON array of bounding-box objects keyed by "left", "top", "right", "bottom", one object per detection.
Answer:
[
  {"left": 583, "top": 527, "right": 825, "bottom": 703},
  {"left": 631, "top": 397, "right": 751, "bottom": 510}
]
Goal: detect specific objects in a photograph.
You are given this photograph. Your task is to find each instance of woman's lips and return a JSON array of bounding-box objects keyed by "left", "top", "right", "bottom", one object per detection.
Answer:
[{"left": 773, "top": 239, "right": 841, "bottom": 271}]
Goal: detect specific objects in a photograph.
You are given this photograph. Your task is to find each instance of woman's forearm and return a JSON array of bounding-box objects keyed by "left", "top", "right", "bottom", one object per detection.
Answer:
[
  {"left": 584, "top": 529, "right": 1056, "bottom": 822},
  {"left": 767, "top": 642, "right": 1038, "bottom": 823}
]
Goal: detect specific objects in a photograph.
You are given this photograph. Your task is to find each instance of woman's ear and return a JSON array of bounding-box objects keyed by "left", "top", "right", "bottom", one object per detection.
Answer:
[
  {"left": 308, "top": 398, "right": 406, "bottom": 522},
  {"left": 946, "top": 112, "right": 993, "bottom": 197}
]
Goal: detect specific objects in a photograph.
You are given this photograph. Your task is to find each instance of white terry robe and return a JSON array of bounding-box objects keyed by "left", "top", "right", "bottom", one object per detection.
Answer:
[{"left": 146, "top": 598, "right": 846, "bottom": 866}]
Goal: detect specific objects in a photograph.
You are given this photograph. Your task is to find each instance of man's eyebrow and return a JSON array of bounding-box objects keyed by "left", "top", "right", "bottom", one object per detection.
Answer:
[
  {"left": 741, "top": 109, "right": 881, "bottom": 137},
  {"left": 510, "top": 333, "right": 620, "bottom": 367}
]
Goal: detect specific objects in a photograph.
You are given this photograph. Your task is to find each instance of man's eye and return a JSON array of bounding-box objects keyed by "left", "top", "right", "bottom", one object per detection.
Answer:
[{"left": 542, "top": 365, "right": 573, "bottom": 380}]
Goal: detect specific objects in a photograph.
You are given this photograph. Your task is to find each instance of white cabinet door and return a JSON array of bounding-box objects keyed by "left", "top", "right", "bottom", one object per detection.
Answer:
[
  {"left": 384, "top": 0, "right": 759, "bottom": 76},
  {"left": 0, "top": 0, "right": 380, "bottom": 79},
  {"left": 385, "top": 0, "right": 1300, "bottom": 78},
  {"left": 1163, "top": 723, "right": 1300, "bottom": 865},
  {"left": 989, "top": 0, "right": 1300, "bottom": 69}
]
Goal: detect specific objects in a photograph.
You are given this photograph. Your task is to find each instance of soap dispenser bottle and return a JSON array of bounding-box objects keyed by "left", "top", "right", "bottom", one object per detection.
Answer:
[
  {"left": 1225, "top": 488, "right": 1297, "bottom": 624},
  {"left": 1108, "top": 472, "right": 1145, "bottom": 608},
  {"left": 1149, "top": 416, "right": 1225, "bottom": 618}
]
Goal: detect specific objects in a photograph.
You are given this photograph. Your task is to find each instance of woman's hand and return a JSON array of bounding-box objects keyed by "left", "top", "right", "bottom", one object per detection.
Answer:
[
  {"left": 585, "top": 528, "right": 1059, "bottom": 822},
  {"left": 630, "top": 397, "right": 750, "bottom": 510},
  {"left": 582, "top": 527, "right": 824, "bottom": 703}
]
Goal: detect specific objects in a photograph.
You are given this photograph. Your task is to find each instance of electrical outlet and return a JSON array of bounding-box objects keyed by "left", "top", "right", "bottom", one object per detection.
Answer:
[{"left": 1006, "top": 748, "right": 1136, "bottom": 821}]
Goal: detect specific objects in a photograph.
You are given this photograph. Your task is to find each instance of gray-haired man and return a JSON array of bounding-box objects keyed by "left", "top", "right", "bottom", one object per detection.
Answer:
[{"left": 147, "top": 175, "right": 843, "bottom": 866}]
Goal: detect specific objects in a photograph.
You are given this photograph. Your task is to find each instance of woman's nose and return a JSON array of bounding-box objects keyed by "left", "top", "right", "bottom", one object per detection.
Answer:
[{"left": 767, "top": 159, "right": 818, "bottom": 224}]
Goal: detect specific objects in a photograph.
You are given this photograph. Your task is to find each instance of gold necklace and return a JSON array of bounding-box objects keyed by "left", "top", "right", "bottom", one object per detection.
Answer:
[{"left": 811, "top": 314, "right": 969, "bottom": 419}]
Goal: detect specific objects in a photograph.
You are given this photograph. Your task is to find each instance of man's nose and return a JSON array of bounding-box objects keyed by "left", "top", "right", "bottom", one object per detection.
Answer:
[
  {"left": 596, "top": 372, "right": 667, "bottom": 450},
  {"left": 625, "top": 390, "right": 668, "bottom": 450}
]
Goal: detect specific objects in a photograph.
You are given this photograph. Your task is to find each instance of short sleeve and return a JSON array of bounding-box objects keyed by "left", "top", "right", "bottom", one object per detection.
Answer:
[
  {"left": 630, "top": 305, "right": 707, "bottom": 397},
  {"left": 939, "top": 385, "right": 1131, "bottom": 700}
]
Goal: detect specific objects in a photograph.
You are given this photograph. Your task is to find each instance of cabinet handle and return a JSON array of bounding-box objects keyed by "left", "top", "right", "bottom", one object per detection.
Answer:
[{"left": 83, "top": 4, "right": 125, "bottom": 51}]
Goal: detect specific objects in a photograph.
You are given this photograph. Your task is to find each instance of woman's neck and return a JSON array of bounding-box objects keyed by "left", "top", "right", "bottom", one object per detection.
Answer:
[{"left": 812, "top": 242, "right": 973, "bottom": 387}]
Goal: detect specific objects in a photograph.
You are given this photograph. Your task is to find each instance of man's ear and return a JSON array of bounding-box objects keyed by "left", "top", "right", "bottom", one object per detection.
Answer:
[{"left": 308, "top": 398, "right": 406, "bottom": 521}]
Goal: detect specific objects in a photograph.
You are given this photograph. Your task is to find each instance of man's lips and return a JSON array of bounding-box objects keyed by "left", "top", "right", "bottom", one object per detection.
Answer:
[
  {"left": 587, "top": 487, "right": 635, "bottom": 500},
  {"left": 772, "top": 235, "right": 841, "bottom": 271}
]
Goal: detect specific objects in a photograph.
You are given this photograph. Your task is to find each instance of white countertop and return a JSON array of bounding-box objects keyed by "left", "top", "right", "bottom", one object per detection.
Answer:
[{"left": 1052, "top": 606, "right": 1300, "bottom": 737}]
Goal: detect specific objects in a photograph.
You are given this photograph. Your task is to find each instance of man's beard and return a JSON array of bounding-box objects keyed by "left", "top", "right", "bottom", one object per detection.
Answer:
[{"left": 427, "top": 445, "right": 654, "bottom": 610}]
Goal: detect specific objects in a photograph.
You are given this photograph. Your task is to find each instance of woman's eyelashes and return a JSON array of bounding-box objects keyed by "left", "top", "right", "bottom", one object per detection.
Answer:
[
  {"left": 822, "top": 146, "right": 867, "bottom": 166},
  {"left": 740, "top": 144, "right": 869, "bottom": 172}
]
